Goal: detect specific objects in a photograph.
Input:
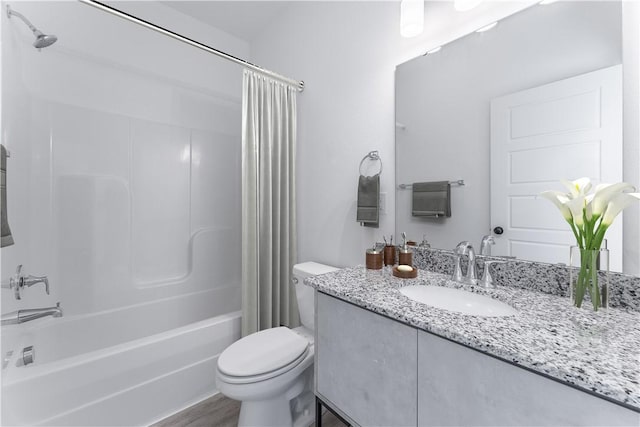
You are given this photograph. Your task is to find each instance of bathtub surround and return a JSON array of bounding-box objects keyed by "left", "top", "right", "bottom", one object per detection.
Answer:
[
  {"left": 1, "top": 1, "right": 245, "bottom": 424},
  {"left": 241, "top": 69, "right": 298, "bottom": 336},
  {"left": 1, "top": 144, "right": 14, "bottom": 247}
]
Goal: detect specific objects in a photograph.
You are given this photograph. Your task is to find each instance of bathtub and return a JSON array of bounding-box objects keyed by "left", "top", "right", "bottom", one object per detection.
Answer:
[{"left": 1, "top": 289, "right": 241, "bottom": 426}]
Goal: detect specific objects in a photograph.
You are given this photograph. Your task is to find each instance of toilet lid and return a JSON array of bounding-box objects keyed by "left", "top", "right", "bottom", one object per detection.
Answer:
[{"left": 218, "top": 327, "right": 309, "bottom": 377}]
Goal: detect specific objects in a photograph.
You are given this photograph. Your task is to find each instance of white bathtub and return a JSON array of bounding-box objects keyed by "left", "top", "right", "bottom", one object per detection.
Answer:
[{"left": 1, "top": 289, "right": 241, "bottom": 426}]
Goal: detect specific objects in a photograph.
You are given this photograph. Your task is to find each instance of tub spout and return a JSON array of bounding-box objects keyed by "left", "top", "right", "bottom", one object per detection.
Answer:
[{"left": 1, "top": 302, "right": 62, "bottom": 326}]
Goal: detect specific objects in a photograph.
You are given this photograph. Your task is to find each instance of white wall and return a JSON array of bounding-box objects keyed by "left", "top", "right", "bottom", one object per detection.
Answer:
[{"left": 250, "top": 1, "right": 539, "bottom": 268}]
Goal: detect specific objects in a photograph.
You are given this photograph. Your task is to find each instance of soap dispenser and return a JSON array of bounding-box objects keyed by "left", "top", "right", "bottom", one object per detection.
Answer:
[
  {"left": 398, "top": 232, "right": 412, "bottom": 266},
  {"left": 366, "top": 244, "right": 383, "bottom": 270}
]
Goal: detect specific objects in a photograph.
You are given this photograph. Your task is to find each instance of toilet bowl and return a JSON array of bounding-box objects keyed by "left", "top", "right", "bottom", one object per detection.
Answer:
[{"left": 215, "top": 262, "right": 338, "bottom": 427}]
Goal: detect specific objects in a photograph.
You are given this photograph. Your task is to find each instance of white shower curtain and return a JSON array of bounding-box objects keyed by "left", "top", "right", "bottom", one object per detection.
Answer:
[{"left": 241, "top": 69, "right": 298, "bottom": 336}]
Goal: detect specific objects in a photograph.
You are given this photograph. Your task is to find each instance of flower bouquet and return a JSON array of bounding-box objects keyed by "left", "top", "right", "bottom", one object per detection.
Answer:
[{"left": 541, "top": 178, "right": 639, "bottom": 310}]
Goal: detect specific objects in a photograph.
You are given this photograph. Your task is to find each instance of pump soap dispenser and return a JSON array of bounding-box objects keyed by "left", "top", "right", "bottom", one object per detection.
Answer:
[{"left": 399, "top": 232, "right": 412, "bottom": 266}]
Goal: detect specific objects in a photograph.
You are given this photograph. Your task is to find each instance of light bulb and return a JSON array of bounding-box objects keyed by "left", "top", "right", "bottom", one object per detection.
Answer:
[
  {"left": 454, "top": 0, "right": 482, "bottom": 12},
  {"left": 401, "top": 0, "right": 424, "bottom": 38}
]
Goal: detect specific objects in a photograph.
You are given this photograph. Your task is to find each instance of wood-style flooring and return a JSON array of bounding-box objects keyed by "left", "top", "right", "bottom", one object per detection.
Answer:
[{"left": 151, "top": 393, "right": 347, "bottom": 427}]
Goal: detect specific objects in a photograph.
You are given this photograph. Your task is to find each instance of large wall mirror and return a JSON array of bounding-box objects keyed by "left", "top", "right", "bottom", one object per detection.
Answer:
[{"left": 395, "top": 1, "right": 638, "bottom": 274}]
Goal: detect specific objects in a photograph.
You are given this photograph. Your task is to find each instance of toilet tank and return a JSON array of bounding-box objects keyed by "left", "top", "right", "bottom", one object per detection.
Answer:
[{"left": 293, "top": 262, "right": 338, "bottom": 331}]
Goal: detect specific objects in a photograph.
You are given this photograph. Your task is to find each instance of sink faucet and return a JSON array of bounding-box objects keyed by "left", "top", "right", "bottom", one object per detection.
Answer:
[
  {"left": 1, "top": 302, "right": 62, "bottom": 326},
  {"left": 480, "top": 235, "right": 495, "bottom": 256},
  {"left": 453, "top": 242, "right": 478, "bottom": 285}
]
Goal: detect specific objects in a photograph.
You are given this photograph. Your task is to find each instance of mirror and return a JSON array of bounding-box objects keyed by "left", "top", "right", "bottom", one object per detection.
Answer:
[{"left": 395, "top": 1, "right": 637, "bottom": 274}]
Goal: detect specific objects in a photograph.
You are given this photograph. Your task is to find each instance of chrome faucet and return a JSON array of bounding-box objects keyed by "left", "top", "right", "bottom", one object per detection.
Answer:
[
  {"left": 453, "top": 241, "right": 478, "bottom": 285},
  {"left": 1, "top": 302, "right": 62, "bottom": 326},
  {"left": 480, "top": 235, "right": 495, "bottom": 256},
  {"left": 4, "top": 265, "right": 50, "bottom": 300}
]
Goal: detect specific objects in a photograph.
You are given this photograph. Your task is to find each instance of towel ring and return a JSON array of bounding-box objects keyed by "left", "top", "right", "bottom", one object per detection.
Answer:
[{"left": 359, "top": 151, "right": 382, "bottom": 177}]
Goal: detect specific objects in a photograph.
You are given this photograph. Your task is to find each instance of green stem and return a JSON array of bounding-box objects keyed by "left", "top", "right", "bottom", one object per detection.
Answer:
[
  {"left": 573, "top": 248, "right": 603, "bottom": 310},
  {"left": 590, "top": 251, "right": 600, "bottom": 311}
]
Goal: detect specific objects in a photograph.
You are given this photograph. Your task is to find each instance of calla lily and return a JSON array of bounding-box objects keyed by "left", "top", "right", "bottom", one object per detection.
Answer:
[
  {"left": 539, "top": 191, "right": 572, "bottom": 222},
  {"left": 565, "top": 195, "right": 586, "bottom": 227},
  {"left": 601, "top": 193, "right": 640, "bottom": 226},
  {"left": 591, "top": 182, "right": 636, "bottom": 217},
  {"left": 561, "top": 177, "right": 592, "bottom": 198},
  {"left": 542, "top": 178, "right": 640, "bottom": 311}
]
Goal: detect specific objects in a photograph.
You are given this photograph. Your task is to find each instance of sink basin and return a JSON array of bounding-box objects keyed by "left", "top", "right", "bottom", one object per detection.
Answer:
[{"left": 399, "top": 285, "right": 517, "bottom": 317}]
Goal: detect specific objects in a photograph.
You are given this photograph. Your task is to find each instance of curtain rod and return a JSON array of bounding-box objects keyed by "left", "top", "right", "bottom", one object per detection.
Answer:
[{"left": 78, "top": 0, "right": 305, "bottom": 91}]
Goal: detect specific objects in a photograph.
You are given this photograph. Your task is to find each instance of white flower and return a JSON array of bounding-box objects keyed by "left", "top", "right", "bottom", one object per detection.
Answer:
[
  {"left": 561, "top": 177, "right": 592, "bottom": 198},
  {"left": 565, "top": 194, "right": 586, "bottom": 227},
  {"left": 539, "top": 191, "right": 572, "bottom": 222},
  {"left": 601, "top": 193, "right": 640, "bottom": 226},
  {"left": 590, "top": 182, "right": 636, "bottom": 217}
]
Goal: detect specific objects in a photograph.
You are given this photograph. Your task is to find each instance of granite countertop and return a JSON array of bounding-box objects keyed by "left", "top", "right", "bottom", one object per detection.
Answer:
[{"left": 305, "top": 266, "right": 640, "bottom": 411}]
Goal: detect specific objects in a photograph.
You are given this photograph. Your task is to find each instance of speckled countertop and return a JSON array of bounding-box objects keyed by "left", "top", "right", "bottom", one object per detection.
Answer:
[{"left": 305, "top": 266, "right": 640, "bottom": 411}]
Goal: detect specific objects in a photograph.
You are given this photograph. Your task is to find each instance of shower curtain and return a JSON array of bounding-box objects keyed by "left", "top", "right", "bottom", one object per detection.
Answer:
[{"left": 241, "top": 69, "right": 298, "bottom": 336}]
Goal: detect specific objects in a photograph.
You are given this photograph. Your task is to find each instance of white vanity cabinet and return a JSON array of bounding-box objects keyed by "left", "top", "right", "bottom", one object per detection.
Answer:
[
  {"left": 315, "top": 292, "right": 418, "bottom": 426},
  {"left": 315, "top": 292, "right": 639, "bottom": 427},
  {"left": 417, "top": 331, "right": 639, "bottom": 427}
]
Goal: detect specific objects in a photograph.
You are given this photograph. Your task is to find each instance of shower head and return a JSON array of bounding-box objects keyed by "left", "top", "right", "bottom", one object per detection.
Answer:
[
  {"left": 6, "top": 5, "right": 57, "bottom": 49},
  {"left": 32, "top": 31, "right": 58, "bottom": 49}
]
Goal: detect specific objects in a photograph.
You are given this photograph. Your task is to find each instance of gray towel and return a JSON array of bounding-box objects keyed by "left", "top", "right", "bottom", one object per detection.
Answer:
[
  {"left": 412, "top": 181, "right": 451, "bottom": 218},
  {"left": 1, "top": 145, "right": 14, "bottom": 247},
  {"left": 356, "top": 175, "right": 379, "bottom": 227}
]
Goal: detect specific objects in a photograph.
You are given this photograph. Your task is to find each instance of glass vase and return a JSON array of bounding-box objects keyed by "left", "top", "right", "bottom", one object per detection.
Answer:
[{"left": 569, "top": 246, "right": 609, "bottom": 311}]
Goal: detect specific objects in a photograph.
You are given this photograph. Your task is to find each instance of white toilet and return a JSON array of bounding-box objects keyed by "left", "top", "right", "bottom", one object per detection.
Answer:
[{"left": 216, "top": 262, "right": 338, "bottom": 427}]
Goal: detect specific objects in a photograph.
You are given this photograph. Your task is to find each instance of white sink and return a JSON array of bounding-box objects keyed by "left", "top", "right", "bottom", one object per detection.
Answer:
[{"left": 399, "top": 285, "right": 517, "bottom": 317}]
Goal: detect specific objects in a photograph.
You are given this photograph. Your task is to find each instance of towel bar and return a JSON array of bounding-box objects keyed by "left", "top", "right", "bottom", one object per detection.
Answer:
[{"left": 398, "top": 180, "right": 464, "bottom": 190}]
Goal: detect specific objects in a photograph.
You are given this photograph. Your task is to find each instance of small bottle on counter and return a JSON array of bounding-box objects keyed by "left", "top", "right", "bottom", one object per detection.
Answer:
[
  {"left": 366, "top": 245, "right": 383, "bottom": 270},
  {"left": 399, "top": 247, "right": 412, "bottom": 266},
  {"left": 398, "top": 231, "right": 413, "bottom": 266},
  {"left": 383, "top": 244, "right": 396, "bottom": 266}
]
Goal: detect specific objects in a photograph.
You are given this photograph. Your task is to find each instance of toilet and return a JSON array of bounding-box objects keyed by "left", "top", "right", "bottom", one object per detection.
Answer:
[{"left": 216, "top": 262, "right": 338, "bottom": 427}]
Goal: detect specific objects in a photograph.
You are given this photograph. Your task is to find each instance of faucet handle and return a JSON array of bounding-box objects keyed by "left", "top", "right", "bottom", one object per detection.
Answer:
[
  {"left": 8, "top": 265, "right": 50, "bottom": 300},
  {"left": 455, "top": 241, "right": 472, "bottom": 254},
  {"left": 23, "top": 275, "right": 49, "bottom": 295},
  {"left": 452, "top": 254, "right": 464, "bottom": 282},
  {"left": 480, "top": 235, "right": 496, "bottom": 256},
  {"left": 480, "top": 260, "right": 507, "bottom": 289}
]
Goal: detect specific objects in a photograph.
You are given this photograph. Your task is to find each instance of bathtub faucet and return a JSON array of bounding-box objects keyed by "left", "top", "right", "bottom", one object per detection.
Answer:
[{"left": 1, "top": 302, "right": 62, "bottom": 326}]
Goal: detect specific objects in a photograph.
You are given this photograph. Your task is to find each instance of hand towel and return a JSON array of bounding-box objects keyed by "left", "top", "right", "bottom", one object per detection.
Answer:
[
  {"left": 357, "top": 175, "right": 380, "bottom": 227},
  {"left": 1, "top": 145, "right": 14, "bottom": 247},
  {"left": 412, "top": 181, "right": 451, "bottom": 218}
]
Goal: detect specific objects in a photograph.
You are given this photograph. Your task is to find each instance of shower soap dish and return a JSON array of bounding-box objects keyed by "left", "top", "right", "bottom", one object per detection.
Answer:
[{"left": 393, "top": 265, "right": 417, "bottom": 279}]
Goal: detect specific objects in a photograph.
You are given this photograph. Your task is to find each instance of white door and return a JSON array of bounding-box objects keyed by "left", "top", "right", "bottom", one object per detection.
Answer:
[{"left": 490, "top": 65, "right": 622, "bottom": 271}]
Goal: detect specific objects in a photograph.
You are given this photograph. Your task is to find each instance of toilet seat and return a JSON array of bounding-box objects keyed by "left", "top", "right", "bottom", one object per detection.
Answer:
[{"left": 218, "top": 327, "right": 310, "bottom": 385}]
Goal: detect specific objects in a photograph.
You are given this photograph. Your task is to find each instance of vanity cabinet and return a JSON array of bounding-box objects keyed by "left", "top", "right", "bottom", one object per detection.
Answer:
[
  {"left": 315, "top": 292, "right": 418, "bottom": 426},
  {"left": 316, "top": 292, "right": 639, "bottom": 427},
  {"left": 417, "top": 331, "right": 638, "bottom": 427}
]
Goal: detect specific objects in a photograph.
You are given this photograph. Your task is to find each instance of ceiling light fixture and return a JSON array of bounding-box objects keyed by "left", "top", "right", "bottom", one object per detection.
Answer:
[
  {"left": 454, "top": 0, "right": 482, "bottom": 12},
  {"left": 539, "top": 0, "right": 559, "bottom": 4},
  {"left": 400, "top": 0, "right": 424, "bottom": 38},
  {"left": 426, "top": 46, "right": 442, "bottom": 54},
  {"left": 476, "top": 22, "right": 498, "bottom": 32}
]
